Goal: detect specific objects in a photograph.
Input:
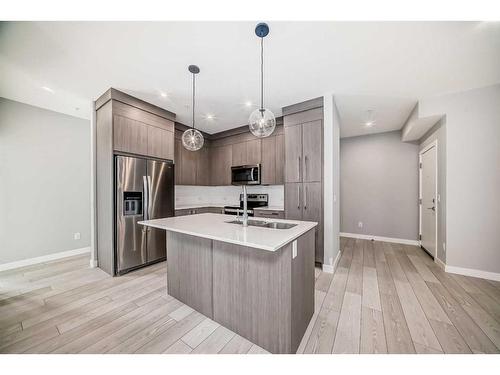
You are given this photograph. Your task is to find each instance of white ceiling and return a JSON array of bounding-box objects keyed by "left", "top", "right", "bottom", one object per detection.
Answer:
[{"left": 1, "top": 21, "right": 499, "bottom": 135}]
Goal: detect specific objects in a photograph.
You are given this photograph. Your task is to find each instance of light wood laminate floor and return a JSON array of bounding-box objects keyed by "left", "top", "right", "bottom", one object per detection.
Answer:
[{"left": 1, "top": 238, "right": 499, "bottom": 354}]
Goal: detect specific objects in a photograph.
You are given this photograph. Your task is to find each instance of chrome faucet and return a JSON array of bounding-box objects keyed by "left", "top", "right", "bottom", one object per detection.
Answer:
[{"left": 241, "top": 185, "right": 248, "bottom": 227}]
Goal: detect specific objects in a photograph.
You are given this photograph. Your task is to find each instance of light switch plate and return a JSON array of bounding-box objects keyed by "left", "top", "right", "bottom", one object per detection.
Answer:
[{"left": 292, "top": 240, "right": 297, "bottom": 259}]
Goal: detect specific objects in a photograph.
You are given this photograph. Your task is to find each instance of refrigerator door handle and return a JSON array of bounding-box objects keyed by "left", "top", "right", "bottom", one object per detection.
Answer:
[
  {"left": 147, "top": 175, "right": 152, "bottom": 231},
  {"left": 143, "top": 175, "right": 149, "bottom": 222}
]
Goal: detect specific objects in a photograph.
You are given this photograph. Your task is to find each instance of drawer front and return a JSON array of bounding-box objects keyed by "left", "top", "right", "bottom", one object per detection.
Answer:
[{"left": 254, "top": 210, "right": 285, "bottom": 219}]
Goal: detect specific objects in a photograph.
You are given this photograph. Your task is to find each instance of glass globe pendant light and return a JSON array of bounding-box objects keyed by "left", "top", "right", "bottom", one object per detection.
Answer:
[
  {"left": 182, "top": 65, "right": 204, "bottom": 151},
  {"left": 248, "top": 22, "right": 276, "bottom": 138}
]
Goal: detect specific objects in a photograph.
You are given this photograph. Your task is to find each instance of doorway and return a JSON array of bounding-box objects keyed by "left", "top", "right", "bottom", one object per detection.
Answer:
[{"left": 419, "top": 141, "right": 438, "bottom": 258}]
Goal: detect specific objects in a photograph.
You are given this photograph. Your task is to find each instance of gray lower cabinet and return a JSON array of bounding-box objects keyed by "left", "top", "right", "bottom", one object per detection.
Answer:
[
  {"left": 285, "top": 183, "right": 302, "bottom": 220},
  {"left": 166, "top": 228, "right": 315, "bottom": 354}
]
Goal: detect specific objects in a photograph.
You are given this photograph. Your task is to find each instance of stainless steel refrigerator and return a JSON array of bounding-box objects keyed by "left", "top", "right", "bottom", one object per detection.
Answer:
[{"left": 115, "top": 155, "right": 174, "bottom": 275}]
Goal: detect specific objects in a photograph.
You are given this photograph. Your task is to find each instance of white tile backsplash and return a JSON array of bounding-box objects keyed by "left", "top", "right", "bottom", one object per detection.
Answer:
[{"left": 175, "top": 185, "right": 284, "bottom": 208}]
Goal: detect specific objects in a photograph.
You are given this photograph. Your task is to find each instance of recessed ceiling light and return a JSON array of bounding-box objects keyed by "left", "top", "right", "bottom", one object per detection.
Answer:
[
  {"left": 245, "top": 101, "right": 253, "bottom": 107},
  {"left": 160, "top": 92, "right": 167, "bottom": 98},
  {"left": 206, "top": 114, "right": 214, "bottom": 120},
  {"left": 365, "top": 121, "right": 375, "bottom": 127},
  {"left": 41, "top": 86, "right": 54, "bottom": 93}
]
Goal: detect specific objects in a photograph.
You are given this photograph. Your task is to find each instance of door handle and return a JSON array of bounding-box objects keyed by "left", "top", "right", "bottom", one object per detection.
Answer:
[
  {"left": 143, "top": 176, "right": 149, "bottom": 221},
  {"left": 304, "top": 155, "right": 308, "bottom": 180},
  {"left": 147, "top": 175, "right": 152, "bottom": 219}
]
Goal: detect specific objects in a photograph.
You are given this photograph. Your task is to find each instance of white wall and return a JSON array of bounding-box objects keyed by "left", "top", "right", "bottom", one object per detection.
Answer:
[
  {"left": 323, "top": 94, "right": 341, "bottom": 271},
  {"left": 340, "top": 131, "right": 420, "bottom": 241},
  {"left": 419, "top": 84, "right": 500, "bottom": 275},
  {"left": 0, "top": 98, "right": 91, "bottom": 264},
  {"left": 175, "top": 185, "right": 284, "bottom": 208}
]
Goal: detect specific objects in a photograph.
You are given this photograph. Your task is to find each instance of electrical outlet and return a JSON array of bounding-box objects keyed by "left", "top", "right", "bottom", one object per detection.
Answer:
[
  {"left": 358, "top": 221, "right": 363, "bottom": 228},
  {"left": 74, "top": 232, "right": 81, "bottom": 240}
]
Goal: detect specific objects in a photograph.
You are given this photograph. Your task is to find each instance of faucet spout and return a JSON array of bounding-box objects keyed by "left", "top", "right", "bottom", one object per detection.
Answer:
[{"left": 242, "top": 185, "right": 248, "bottom": 227}]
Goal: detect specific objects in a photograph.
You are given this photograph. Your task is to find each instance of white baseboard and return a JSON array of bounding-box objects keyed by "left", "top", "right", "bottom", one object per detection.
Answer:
[
  {"left": 89, "top": 259, "right": 98, "bottom": 268},
  {"left": 340, "top": 232, "right": 420, "bottom": 246},
  {"left": 445, "top": 265, "right": 500, "bottom": 282},
  {"left": 0, "top": 247, "right": 91, "bottom": 272},
  {"left": 435, "top": 257, "right": 446, "bottom": 271},
  {"left": 322, "top": 250, "right": 341, "bottom": 274}
]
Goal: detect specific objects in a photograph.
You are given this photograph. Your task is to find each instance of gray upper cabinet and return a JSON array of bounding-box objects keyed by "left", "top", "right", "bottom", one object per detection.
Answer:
[
  {"left": 147, "top": 125, "right": 174, "bottom": 160},
  {"left": 302, "top": 120, "right": 322, "bottom": 182},
  {"left": 196, "top": 146, "right": 211, "bottom": 186},
  {"left": 180, "top": 145, "right": 197, "bottom": 185},
  {"left": 232, "top": 142, "right": 246, "bottom": 166},
  {"left": 275, "top": 134, "right": 285, "bottom": 184},
  {"left": 113, "top": 115, "right": 148, "bottom": 156},
  {"left": 246, "top": 139, "right": 261, "bottom": 165},
  {"left": 285, "top": 125, "right": 302, "bottom": 183},
  {"left": 211, "top": 145, "right": 232, "bottom": 186},
  {"left": 261, "top": 136, "right": 276, "bottom": 184}
]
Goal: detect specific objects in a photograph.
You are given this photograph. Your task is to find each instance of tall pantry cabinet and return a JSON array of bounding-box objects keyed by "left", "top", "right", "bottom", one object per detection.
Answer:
[{"left": 283, "top": 105, "right": 324, "bottom": 264}]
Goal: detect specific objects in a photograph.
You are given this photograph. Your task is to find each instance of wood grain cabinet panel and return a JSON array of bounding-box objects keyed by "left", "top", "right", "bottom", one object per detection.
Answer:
[
  {"left": 302, "top": 120, "right": 322, "bottom": 182},
  {"left": 232, "top": 142, "right": 246, "bottom": 166},
  {"left": 261, "top": 136, "right": 276, "bottom": 185},
  {"left": 180, "top": 146, "right": 197, "bottom": 185},
  {"left": 275, "top": 134, "right": 285, "bottom": 184},
  {"left": 113, "top": 115, "right": 148, "bottom": 155},
  {"left": 246, "top": 139, "right": 261, "bottom": 165},
  {"left": 302, "top": 182, "right": 323, "bottom": 263},
  {"left": 285, "top": 183, "right": 302, "bottom": 220},
  {"left": 196, "top": 146, "right": 211, "bottom": 186},
  {"left": 147, "top": 126, "right": 174, "bottom": 160},
  {"left": 284, "top": 125, "right": 302, "bottom": 183},
  {"left": 174, "top": 138, "right": 182, "bottom": 185},
  {"left": 211, "top": 145, "right": 232, "bottom": 186}
]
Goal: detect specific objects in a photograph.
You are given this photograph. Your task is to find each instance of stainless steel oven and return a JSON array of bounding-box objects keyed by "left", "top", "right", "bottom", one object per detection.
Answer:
[{"left": 231, "top": 164, "right": 261, "bottom": 185}]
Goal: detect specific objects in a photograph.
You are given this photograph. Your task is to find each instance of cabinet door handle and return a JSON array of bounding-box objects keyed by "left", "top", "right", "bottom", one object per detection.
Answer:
[
  {"left": 297, "top": 156, "right": 301, "bottom": 181},
  {"left": 304, "top": 155, "right": 308, "bottom": 181},
  {"left": 304, "top": 185, "right": 308, "bottom": 210},
  {"left": 297, "top": 185, "right": 300, "bottom": 209}
]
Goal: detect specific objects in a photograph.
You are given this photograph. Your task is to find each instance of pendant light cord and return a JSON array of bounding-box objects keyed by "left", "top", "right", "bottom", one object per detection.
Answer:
[
  {"left": 192, "top": 73, "right": 196, "bottom": 130},
  {"left": 260, "top": 36, "right": 264, "bottom": 111}
]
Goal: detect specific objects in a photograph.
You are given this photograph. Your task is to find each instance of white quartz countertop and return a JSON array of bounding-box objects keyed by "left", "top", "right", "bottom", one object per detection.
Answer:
[{"left": 139, "top": 213, "right": 317, "bottom": 252}]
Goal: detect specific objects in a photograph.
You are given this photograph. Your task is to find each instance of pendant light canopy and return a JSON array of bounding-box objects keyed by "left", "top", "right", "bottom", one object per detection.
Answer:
[
  {"left": 248, "top": 22, "right": 276, "bottom": 138},
  {"left": 182, "top": 65, "right": 204, "bottom": 151}
]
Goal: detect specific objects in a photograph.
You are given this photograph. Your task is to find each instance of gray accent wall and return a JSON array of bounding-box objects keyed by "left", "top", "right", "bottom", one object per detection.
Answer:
[
  {"left": 419, "top": 119, "right": 447, "bottom": 264},
  {"left": 419, "top": 84, "right": 500, "bottom": 274},
  {"left": 340, "top": 130, "right": 419, "bottom": 241},
  {"left": 0, "top": 98, "right": 90, "bottom": 264}
]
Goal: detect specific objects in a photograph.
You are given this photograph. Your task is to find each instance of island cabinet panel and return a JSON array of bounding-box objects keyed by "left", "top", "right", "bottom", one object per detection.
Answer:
[
  {"left": 212, "top": 241, "right": 292, "bottom": 354},
  {"left": 291, "top": 229, "right": 315, "bottom": 351},
  {"left": 166, "top": 232, "right": 213, "bottom": 318}
]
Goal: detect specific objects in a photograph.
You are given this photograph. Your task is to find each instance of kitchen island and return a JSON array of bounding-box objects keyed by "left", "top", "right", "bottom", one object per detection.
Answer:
[{"left": 139, "top": 213, "right": 317, "bottom": 354}]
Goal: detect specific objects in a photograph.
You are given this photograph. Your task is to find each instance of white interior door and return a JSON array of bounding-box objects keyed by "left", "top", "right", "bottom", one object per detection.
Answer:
[{"left": 420, "top": 145, "right": 437, "bottom": 257}]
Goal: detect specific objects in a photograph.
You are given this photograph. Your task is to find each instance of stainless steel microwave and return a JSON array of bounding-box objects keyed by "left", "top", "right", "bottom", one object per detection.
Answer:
[{"left": 231, "top": 164, "right": 261, "bottom": 185}]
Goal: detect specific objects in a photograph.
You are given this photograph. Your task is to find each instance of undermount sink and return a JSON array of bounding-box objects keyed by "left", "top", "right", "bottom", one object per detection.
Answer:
[{"left": 226, "top": 219, "right": 297, "bottom": 230}]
